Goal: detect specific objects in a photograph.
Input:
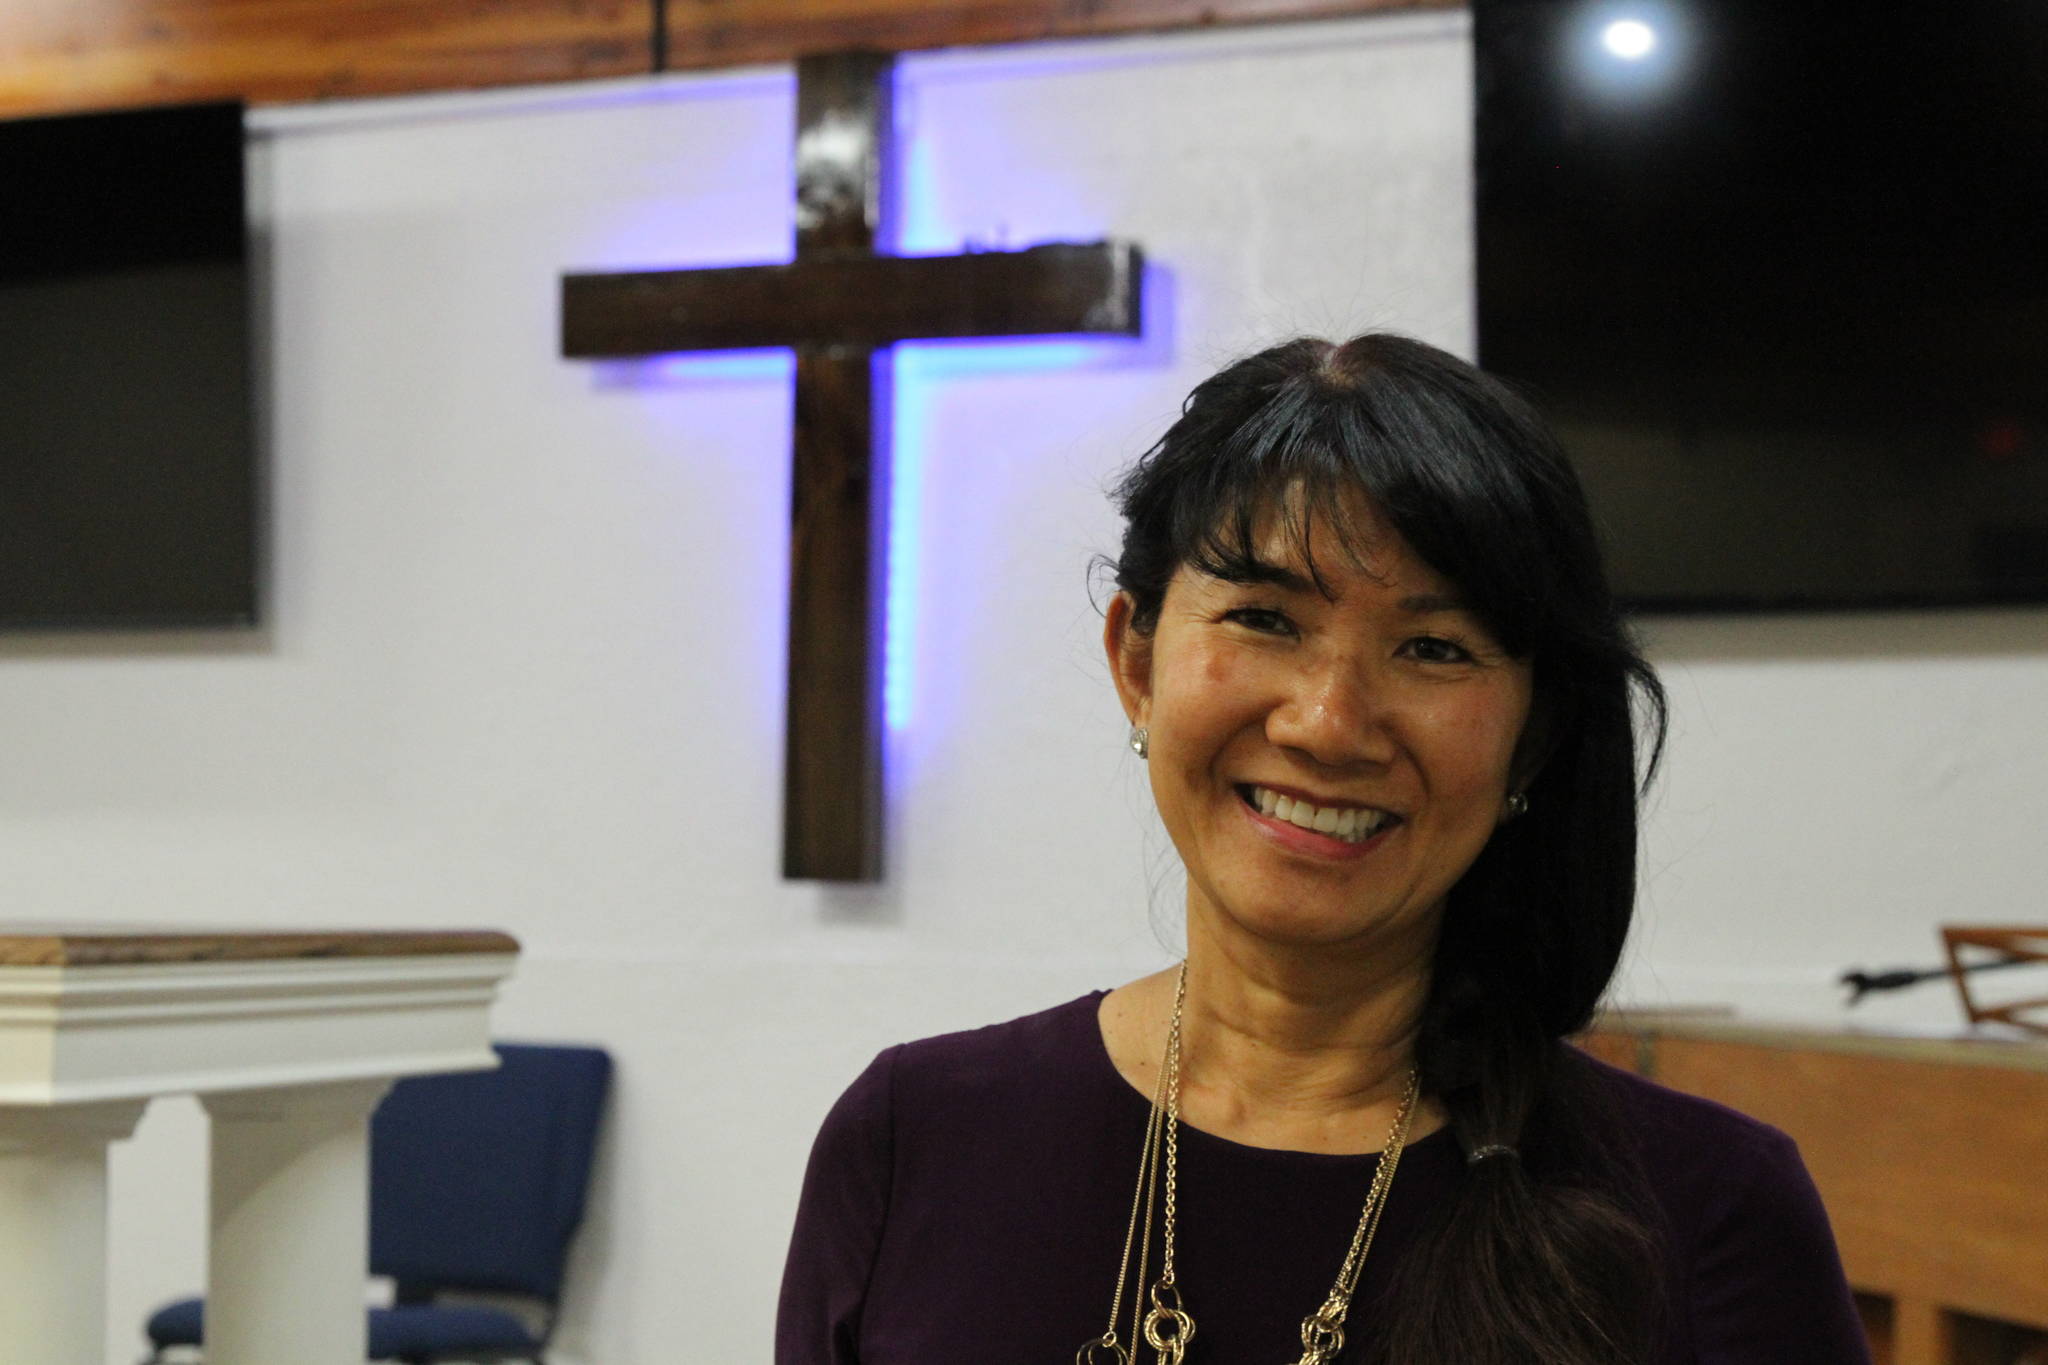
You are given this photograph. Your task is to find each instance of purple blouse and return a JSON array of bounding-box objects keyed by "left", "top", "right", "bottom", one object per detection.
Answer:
[{"left": 776, "top": 992, "right": 1872, "bottom": 1364}]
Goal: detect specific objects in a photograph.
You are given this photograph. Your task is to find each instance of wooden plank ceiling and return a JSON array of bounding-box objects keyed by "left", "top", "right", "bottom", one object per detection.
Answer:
[
  {"left": 0, "top": 0, "right": 1453, "bottom": 119},
  {"left": 0, "top": 1, "right": 653, "bottom": 117},
  {"left": 660, "top": 0, "right": 1457, "bottom": 71}
]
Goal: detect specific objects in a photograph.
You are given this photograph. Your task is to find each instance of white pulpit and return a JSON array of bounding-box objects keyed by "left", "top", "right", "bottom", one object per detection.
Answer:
[{"left": 0, "top": 924, "right": 520, "bottom": 1365}]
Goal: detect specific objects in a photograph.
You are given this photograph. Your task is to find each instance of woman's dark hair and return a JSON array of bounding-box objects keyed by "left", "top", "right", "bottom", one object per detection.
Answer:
[{"left": 1109, "top": 334, "right": 1670, "bottom": 1364}]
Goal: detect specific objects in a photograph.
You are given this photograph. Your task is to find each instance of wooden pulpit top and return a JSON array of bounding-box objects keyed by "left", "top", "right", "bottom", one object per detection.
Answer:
[
  {"left": 0, "top": 923, "right": 520, "bottom": 967},
  {"left": 1593, "top": 1006, "right": 2048, "bottom": 1074}
]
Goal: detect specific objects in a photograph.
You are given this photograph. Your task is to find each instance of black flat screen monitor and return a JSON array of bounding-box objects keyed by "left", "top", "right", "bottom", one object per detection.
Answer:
[
  {"left": 1475, "top": 1, "right": 2048, "bottom": 610},
  {"left": 1, "top": 100, "right": 256, "bottom": 628}
]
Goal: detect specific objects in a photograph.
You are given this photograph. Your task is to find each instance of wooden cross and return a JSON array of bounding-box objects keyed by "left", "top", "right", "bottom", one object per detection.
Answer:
[{"left": 561, "top": 52, "right": 1144, "bottom": 882}]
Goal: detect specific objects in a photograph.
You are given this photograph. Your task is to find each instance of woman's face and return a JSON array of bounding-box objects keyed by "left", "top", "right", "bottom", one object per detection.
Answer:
[{"left": 1107, "top": 496, "right": 1536, "bottom": 958}]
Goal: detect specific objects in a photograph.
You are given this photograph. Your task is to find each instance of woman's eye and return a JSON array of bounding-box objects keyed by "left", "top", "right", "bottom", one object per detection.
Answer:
[
  {"left": 1403, "top": 635, "right": 1474, "bottom": 664},
  {"left": 1223, "top": 607, "right": 1294, "bottom": 635}
]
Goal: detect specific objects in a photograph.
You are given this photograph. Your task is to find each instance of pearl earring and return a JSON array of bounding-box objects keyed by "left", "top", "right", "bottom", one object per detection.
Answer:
[{"left": 1129, "top": 726, "right": 1149, "bottom": 759}]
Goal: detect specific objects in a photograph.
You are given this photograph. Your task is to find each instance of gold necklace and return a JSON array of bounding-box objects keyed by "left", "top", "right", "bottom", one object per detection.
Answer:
[{"left": 1078, "top": 963, "right": 1422, "bottom": 1365}]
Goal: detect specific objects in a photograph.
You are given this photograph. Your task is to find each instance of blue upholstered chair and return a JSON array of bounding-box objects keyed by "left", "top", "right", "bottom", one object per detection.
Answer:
[{"left": 144, "top": 1043, "right": 612, "bottom": 1364}]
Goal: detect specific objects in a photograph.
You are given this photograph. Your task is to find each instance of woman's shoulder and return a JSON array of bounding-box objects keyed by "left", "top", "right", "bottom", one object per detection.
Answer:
[
  {"left": 1572, "top": 1047, "right": 1791, "bottom": 1147},
  {"left": 1565, "top": 1053, "right": 1870, "bottom": 1357},
  {"left": 809, "top": 991, "right": 1111, "bottom": 1160},
  {"left": 809, "top": 990, "right": 1119, "bottom": 1175},
  {"left": 1566, "top": 1047, "right": 1836, "bottom": 1253},
  {"left": 882, "top": 989, "right": 1111, "bottom": 1102},
  {"left": 1569, "top": 1046, "right": 1807, "bottom": 1185}
]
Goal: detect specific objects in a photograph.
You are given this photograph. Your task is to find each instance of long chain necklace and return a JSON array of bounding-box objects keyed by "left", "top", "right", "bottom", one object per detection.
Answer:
[{"left": 1077, "top": 963, "right": 1422, "bottom": 1365}]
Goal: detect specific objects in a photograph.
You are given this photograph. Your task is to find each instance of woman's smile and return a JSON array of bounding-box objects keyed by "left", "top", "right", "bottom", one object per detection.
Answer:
[{"left": 1233, "top": 781, "right": 1404, "bottom": 858}]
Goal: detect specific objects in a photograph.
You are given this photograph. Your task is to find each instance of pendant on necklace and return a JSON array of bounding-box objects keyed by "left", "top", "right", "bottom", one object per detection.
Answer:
[
  {"left": 1292, "top": 1295, "right": 1348, "bottom": 1365},
  {"left": 1074, "top": 1335, "right": 1130, "bottom": 1365},
  {"left": 1142, "top": 1280, "right": 1195, "bottom": 1364}
]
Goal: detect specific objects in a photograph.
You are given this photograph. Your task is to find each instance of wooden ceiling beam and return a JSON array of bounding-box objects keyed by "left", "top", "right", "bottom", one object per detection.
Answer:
[
  {"left": 663, "top": 0, "right": 1460, "bottom": 72},
  {"left": 0, "top": 0, "right": 1452, "bottom": 121},
  {"left": 0, "top": 0, "right": 654, "bottom": 118}
]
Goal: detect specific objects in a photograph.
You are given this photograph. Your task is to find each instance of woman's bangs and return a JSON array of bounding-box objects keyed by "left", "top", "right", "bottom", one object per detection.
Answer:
[{"left": 1178, "top": 407, "right": 1391, "bottom": 596}]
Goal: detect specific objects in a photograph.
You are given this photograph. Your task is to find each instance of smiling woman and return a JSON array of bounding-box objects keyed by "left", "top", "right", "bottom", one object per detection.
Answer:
[
  {"left": 775, "top": 335, "right": 1872, "bottom": 1365},
  {"left": 1106, "top": 492, "right": 1535, "bottom": 966}
]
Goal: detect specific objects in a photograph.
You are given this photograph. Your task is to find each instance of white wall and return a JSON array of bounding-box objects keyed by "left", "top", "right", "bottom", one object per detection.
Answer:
[{"left": 1, "top": 11, "right": 2042, "bottom": 1363}]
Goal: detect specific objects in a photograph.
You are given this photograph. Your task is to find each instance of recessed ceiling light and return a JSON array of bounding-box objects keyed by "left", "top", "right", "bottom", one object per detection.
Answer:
[{"left": 1602, "top": 19, "right": 1657, "bottom": 60}]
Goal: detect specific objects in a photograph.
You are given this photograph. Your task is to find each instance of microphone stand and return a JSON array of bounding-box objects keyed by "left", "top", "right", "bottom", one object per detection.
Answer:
[{"left": 1843, "top": 926, "right": 2048, "bottom": 1035}]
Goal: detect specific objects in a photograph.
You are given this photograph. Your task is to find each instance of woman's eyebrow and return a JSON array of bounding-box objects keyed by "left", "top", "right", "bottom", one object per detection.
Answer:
[
  {"left": 1220, "top": 558, "right": 1320, "bottom": 594},
  {"left": 1397, "top": 592, "right": 1472, "bottom": 614}
]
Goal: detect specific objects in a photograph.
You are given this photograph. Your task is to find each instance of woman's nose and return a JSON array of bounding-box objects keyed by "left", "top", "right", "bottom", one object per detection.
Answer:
[{"left": 1265, "top": 656, "right": 1398, "bottom": 768}]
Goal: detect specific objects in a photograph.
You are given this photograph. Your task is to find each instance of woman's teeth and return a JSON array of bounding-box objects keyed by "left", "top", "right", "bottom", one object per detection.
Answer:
[{"left": 1247, "top": 785, "right": 1395, "bottom": 843}]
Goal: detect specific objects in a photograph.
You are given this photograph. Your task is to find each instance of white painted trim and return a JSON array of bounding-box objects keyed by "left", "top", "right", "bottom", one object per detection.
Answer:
[
  {"left": 0, "top": 953, "right": 520, "bottom": 1023},
  {"left": 0, "top": 953, "right": 517, "bottom": 1105},
  {"left": 0, "top": 1050, "right": 502, "bottom": 1107}
]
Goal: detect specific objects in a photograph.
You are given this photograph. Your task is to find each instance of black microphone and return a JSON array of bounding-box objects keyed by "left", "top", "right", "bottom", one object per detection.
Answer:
[{"left": 1840, "top": 957, "right": 2033, "bottom": 1005}]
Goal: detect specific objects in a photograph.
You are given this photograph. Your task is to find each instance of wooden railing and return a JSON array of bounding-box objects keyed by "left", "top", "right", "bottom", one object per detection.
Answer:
[
  {"left": 1584, "top": 1015, "right": 2048, "bottom": 1365},
  {"left": 0, "top": 926, "right": 519, "bottom": 1365}
]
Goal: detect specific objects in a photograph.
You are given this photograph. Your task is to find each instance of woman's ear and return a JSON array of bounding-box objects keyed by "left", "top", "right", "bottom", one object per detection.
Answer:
[{"left": 1103, "top": 591, "right": 1154, "bottom": 728}]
